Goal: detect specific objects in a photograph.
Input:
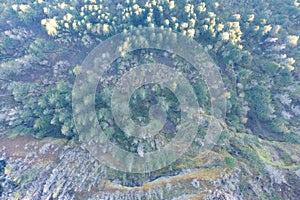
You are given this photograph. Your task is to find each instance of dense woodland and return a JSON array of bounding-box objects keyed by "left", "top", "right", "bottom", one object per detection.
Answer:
[
  {"left": 1, "top": 0, "right": 299, "bottom": 142},
  {"left": 0, "top": 0, "right": 300, "bottom": 199}
]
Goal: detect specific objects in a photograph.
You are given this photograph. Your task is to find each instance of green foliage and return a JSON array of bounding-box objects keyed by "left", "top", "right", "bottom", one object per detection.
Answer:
[
  {"left": 269, "top": 117, "right": 289, "bottom": 133},
  {"left": 26, "top": 38, "right": 55, "bottom": 59},
  {"left": 259, "top": 193, "right": 269, "bottom": 200},
  {"left": 8, "top": 81, "right": 75, "bottom": 139},
  {"left": 230, "top": 137, "right": 264, "bottom": 172},
  {"left": 275, "top": 69, "right": 294, "bottom": 87},
  {"left": 0, "top": 0, "right": 298, "bottom": 146},
  {"left": 224, "top": 156, "right": 236, "bottom": 169},
  {"left": 271, "top": 189, "right": 283, "bottom": 200},
  {"left": 246, "top": 85, "right": 274, "bottom": 121},
  {"left": 263, "top": 62, "right": 280, "bottom": 76},
  {"left": 0, "top": 0, "right": 299, "bottom": 198},
  {"left": 283, "top": 133, "right": 300, "bottom": 145}
]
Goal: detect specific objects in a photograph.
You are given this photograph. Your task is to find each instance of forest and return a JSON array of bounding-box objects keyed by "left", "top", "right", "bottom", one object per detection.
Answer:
[{"left": 0, "top": 0, "right": 299, "bottom": 199}]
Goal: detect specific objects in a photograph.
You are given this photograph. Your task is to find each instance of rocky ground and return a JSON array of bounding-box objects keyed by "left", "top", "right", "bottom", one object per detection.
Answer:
[{"left": 0, "top": 131, "right": 299, "bottom": 200}]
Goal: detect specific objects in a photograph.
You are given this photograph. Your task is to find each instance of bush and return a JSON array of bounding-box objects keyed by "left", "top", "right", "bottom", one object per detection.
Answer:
[
  {"left": 246, "top": 85, "right": 274, "bottom": 121},
  {"left": 224, "top": 156, "right": 236, "bottom": 169}
]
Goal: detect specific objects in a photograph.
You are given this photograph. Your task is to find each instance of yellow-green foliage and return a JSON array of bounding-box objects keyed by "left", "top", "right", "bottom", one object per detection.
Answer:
[
  {"left": 52, "top": 182, "right": 62, "bottom": 198},
  {"left": 4, "top": 164, "right": 13, "bottom": 175},
  {"left": 101, "top": 166, "right": 228, "bottom": 192},
  {"left": 41, "top": 18, "right": 59, "bottom": 36},
  {"left": 286, "top": 35, "right": 299, "bottom": 46},
  {"left": 13, "top": 191, "right": 21, "bottom": 200},
  {"left": 4, "top": 167, "right": 10, "bottom": 175},
  {"left": 35, "top": 0, "right": 243, "bottom": 45}
]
